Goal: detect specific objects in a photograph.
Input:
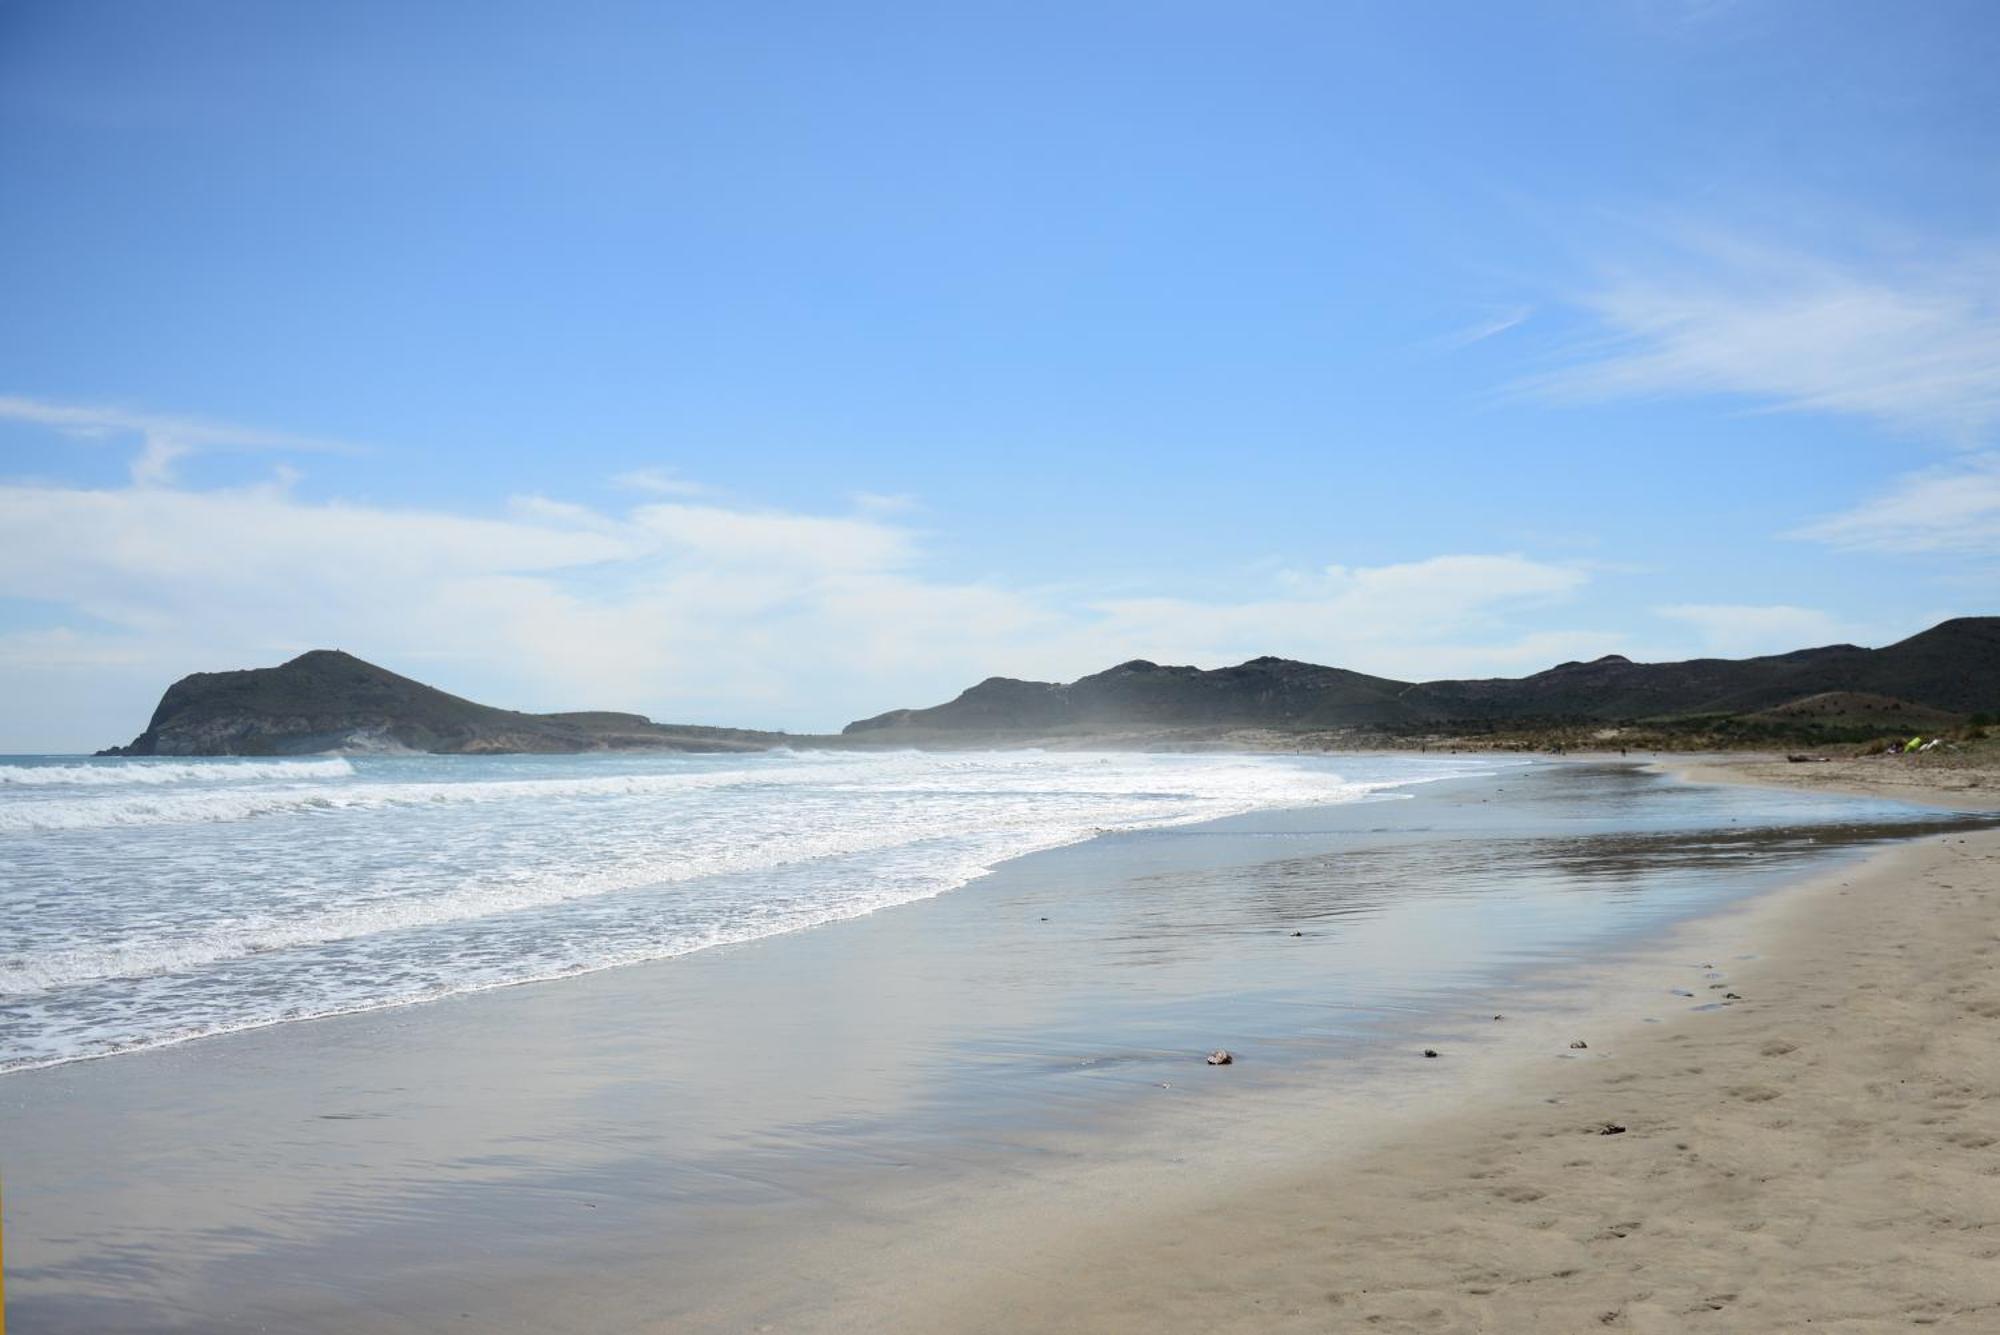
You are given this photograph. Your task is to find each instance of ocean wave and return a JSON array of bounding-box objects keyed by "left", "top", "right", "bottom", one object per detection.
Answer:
[
  {"left": 0, "top": 771, "right": 1395, "bottom": 993},
  {"left": 0, "top": 842, "right": 1015, "bottom": 1074},
  {"left": 0, "top": 752, "right": 1380, "bottom": 833},
  {"left": 0, "top": 758, "right": 358, "bottom": 787},
  {"left": 0, "top": 763, "right": 840, "bottom": 831},
  {"left": 0, "top": 751, "right": 1507, "bottom": 1071},
  {"left": 0, "top": 819, "right": 935, "bottom": 993}
]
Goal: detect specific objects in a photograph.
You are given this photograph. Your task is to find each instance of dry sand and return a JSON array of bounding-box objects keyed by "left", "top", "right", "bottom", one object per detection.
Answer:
[
  {"left": 863, "top": 762, "right": 2000, "bottom": 1333},
  {"left": 1678, "top": 752, "right": 1999, "bottom": 814}
]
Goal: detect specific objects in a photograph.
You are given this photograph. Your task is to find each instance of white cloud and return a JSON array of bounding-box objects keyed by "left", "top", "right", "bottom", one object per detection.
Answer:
[
  {"left": 0, "top": 394, "right": 357, "bottom": 486},
  {"left": 1085, "top": 555, "right": 1592, "bottom": 678},
  {"left": 1532, "top": 230, "right": 2000, "bottom": 445},
  {"left": 1654, "top": 603, "right": 1851, "bottom": 657},
  {"left": 628, "top": 501, "right": 915, "bottom": 572},
  {"left": 1789, "top": 454, "right": 2000, "bottom": 555},
  {"left": 0, "top": 467, "right": 1606, "bottom": 747}
]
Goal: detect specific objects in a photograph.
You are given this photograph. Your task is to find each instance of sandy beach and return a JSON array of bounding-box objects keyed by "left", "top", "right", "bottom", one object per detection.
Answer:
[
  {"left": 8, "top": 758, "right": 1998, "bottom": 1334},
  {"left": 1677, "top": 752, "right": 1999, "bottom": 814},
  {"left": 851, "top": 757, "right": 2000, "bottom": 1334},
  {"left": 9, "top": 6, "right": 1993, "bottom": 1331}
]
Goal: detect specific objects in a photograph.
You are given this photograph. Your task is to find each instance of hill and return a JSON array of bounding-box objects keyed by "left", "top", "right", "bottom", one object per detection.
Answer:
[
  {"left": 101, "top": 619, "right": 1998, "bottom": 756},
  {"left": 843, "top": 617, "right": 2000, "bottom": 741},
  {"left": 101, "top": 651, "right": 788, "bottom": 756}
]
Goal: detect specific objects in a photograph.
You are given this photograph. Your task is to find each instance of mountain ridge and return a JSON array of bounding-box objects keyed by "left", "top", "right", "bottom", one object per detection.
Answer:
[
  {"left": 843, "top": 617, "right": 2000, "bottom": 738},
  {"left": 99, "top": 618, "right": 1999, "bottom": 756}
]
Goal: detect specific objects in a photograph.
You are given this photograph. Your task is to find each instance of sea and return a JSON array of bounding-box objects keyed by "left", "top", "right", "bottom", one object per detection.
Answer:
[{"left": 0, "top": 748, "right": 1494, "bottom": 1073}]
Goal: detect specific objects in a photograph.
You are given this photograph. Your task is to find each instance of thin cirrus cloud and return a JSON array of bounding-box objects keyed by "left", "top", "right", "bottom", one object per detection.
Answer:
[
  {"left": 1440, "top": 305, "right": 1533, "bottom": 350},
  {"left": 1788, "top": 453, "right": 2000, "bottom": 555},
  {"left": 1525, "top": 223, "right": 2000, "bottom": 568},
  {"left": 1528, "top": 229, "right": 2000, "bottom": 446},
  {"left": 0, "top": 394, "right": 358, "bottom": 486},
  {"left": 611, "top": 466, "right": 712, "bottom": 497}
]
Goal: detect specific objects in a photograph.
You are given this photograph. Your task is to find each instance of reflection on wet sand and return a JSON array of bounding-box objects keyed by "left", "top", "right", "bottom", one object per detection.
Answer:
[{"left": 7, "top": 762, "right": 1994, "bottom": 1333}]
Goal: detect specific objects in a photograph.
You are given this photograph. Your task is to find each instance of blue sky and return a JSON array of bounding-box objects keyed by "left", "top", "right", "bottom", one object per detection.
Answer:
[{"left": 2, "top": 0, "right": 1997, "bottom": 749}]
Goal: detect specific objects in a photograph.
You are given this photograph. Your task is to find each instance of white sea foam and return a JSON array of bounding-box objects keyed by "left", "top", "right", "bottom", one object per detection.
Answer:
[
  {"left": 0, "top": 749, "right": 1494, "bottom": 1070},
  {"left": 0, "top": 758, "right": 357, "bottom": 786},
  {"left": 0, "top": 805, "right": 1082, "bottom": 993},
  {"left": 0, "top": 763, "right": 826, "bottom": 831}
]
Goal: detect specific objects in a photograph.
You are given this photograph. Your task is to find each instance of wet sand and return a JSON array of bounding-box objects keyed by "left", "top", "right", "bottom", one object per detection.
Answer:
[
  {"left": 6, "top": 762, "right": 1996, "bottom": 1332},
  {"left": 840, "top": 764, "right": 2000, "bottom": 1334}
]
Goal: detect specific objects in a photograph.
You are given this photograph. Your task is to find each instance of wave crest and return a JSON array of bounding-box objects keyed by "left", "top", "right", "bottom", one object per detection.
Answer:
[{"left": 0, "top": 758, "right": 358, "bottom": 787}]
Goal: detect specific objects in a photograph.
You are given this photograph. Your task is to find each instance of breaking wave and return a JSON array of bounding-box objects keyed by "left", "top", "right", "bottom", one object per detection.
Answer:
[
  {"left": 0, "top": 749, "right": 1494, "bottom": 1071},
  {"left": 0, "top": 758, "right": 358, "bottom": 787}
]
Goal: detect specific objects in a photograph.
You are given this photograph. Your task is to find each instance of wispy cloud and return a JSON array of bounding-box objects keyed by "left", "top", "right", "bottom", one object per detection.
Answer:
[
  {"left": 0, "top": 395, "right": 357, "bottom": 486},
  {"left": 1790, "top": 454, "right": 2000, "bottom": 555},
  {"left": 612, "top": 466, "right": 711, "bottom": 497},
  {"left": 1440, "top": 305, "right": 1532, "bottom": 350},
  {"left": 1529, "top": 229, "right": 2000, "bottom": 445},
  {"left": 851, "top": 490, "right": 920, "bottom": 515}
]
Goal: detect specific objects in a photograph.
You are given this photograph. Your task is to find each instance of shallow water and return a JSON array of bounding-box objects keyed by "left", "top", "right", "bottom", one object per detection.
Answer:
[
  {"left": 3, "top": 759, "right": 1992, "bottom": 1333},
  {"left": 0, "top": 749, "right": 1486, "bottom": 1071}
]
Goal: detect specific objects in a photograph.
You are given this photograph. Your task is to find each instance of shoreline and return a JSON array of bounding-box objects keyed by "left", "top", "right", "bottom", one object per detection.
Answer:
[
  {"left": 830, "top": 762, "right": 2000, "bottom": 1332},
  {"left": 1666, "top": 751, "right": 2000, "bottom": 813},
  {"left": 0, "top": 756, "right": 1495, "bottom": 1079},
  {"left": 9, "top": 759, "right": 1996, "bottom": 1332},
  {"left": 368, "top": 762, "right": 2000, "bottom": 1333}
]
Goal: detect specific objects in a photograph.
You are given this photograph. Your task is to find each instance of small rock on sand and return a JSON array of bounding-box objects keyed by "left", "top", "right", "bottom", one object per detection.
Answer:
[
  {"left": 1599, "top": 1122, "right": 1627, "bottom": 1136},
  {"left": 1206, "top": 1049, "right": 1233, "bottom": 1065},
  {"left": 1422, "top": 1048, "right": 1440, "bottom": 1058},
  {"left": 1570, "top": 1040, "right": 1589, "bottom": 1050}
]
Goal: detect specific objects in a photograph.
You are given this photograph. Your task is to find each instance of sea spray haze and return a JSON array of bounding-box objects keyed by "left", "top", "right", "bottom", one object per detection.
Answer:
[{"left": 0, "top": 749, "right": 1490, "bottom": 1071}]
